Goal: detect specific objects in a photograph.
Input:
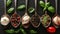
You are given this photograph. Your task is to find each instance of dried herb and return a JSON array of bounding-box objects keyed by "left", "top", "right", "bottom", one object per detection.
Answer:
[
  {"left": 40, "top": 14, "right": 51, "bottom": 26},
  {"left": 31, "top": 14, "right": 40, "bottom": 27},
  {"left": 43, "top": 16, "right": 48, "bottom": 24}
]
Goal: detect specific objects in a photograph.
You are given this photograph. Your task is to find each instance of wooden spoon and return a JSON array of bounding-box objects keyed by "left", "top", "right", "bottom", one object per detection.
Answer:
[
  {"left": 0, "top": 0, "right": 10, "bottom": 26},
  {"left": 52, "top": 0, "right": 60, "bottom": 28},
  {"left": 22, "top": 0, "right": 30, "bottom": 28},
  {"left": 40, "top": 0, "right": 51, "bottom": 28},
  {"left": 30, "top": 0, "right": 40, "bottom": 28},
  {"left": 10, "top": 0, "right": 21, "bottom": 28}
]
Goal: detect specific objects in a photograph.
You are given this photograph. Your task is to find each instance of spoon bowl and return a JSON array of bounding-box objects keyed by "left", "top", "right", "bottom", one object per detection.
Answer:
[
  {"left": 22, "top": 13, "right": 30, "bottom": 28},
  {"left": 0, "top": 0, "right": 10, "bottom": 26},
  {"left": 10, "top": 0, "right": 21, "bottom": 28},
  {"left": 40, "top": 13, "right": 51, "bottom": 28},
  {"left": 11, "top": 12, "right": 21, "bottom": 28},
  {"left": 31, "top": 14, "right": 40, "bottom": 28},
  {"left": 1, "top": 14, "right": 10, "bottom": 26}
]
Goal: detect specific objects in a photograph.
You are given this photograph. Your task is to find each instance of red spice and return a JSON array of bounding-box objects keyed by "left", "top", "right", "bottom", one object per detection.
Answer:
[
  {"left": 11, "top": 19, "right": 15, "bottom": 22},
  {"left": 17, "top": 17, "right": 20, "bottom": 20},
  {"left": 11, "top": 13, "right": 20, "bottom": 28},
  {"left": 13, "top": 24, "right": 17, "bottom": 26}
]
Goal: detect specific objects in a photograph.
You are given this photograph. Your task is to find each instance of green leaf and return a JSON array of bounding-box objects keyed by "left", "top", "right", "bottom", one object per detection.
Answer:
[
  {"left": 7, "top": 0, "right": 12, "bottom": 7},
  {"left": 20, "top": 28, "right": 26, "bottom": 34},
  {"left": 5, "top": 29, "right": 14, "bottom": 33},
  {"left": 20, "top": 23, "right": 23, "bottom": 28},
  {"left": 43, "top": 2, "right": 50, "bottom": 12},
  {"left": 30, "top": 30, "right": 37, "bottom": 34},
  {"left": 43, "top": 7, "right": 47, "bottom": 11},
  {"left": 45, "top": 2, "right": 50, "bottom": 8},
  {"left": 17, "top": 5, "right": 25, "bottom": 10},
  {"left": 48, "top": 6, "right": 55, "bottom": 13},
  {"left": 39, "top": 1, "right": 45, "bottom": 7},
  {"left": 7, "top": 7, "right": 14, "bottom": 13},
  {"left": 28, "top": 7, "right": 35, "bottom": 13},
  {"left": 14, "top": 30, "right": 20, "bottom": 33}
]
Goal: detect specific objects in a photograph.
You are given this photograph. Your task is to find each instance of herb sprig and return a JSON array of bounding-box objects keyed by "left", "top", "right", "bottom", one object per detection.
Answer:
[{"left": 39, "top": 1, "right": 55, "bottom": 13}]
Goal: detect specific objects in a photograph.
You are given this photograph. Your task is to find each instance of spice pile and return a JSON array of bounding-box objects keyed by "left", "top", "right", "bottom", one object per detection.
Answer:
[
  {"left": 1, "top": 15, "right": 10, "bottom": 26},
  {"left": 22, "top": 13, "right": 30, "bottom": 28},
  {"left": 11, "top": 13, "right": 20, "bottom": 28},
  {"left": 31, "top": 14, "right": 40, "bottom": 27},
  {"left": 40, "top": 14, "right": 51, "bottom": 27}
]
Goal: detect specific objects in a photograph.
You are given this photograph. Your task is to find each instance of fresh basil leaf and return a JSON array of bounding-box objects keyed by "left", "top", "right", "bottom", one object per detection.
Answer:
[
  {"left": 28, "top": 7, "right": 35, "bottom": 13},
  {"left": 48, "top": 6, "right": 55, "bottom": 13},
  {"left": 43, "top": 7, "right": 47, "bottom": 11},
  {"left": 20, "top": 28, "right": 26, "bottom": 34},
  {"left": 43, "top": 2, "right": 50, "bottom": 12},
  {"left": 7, "top": 8, "right": 14, "bottom": 13},
  {"left": 17, "top": 5, "right": 25, "bottom": 10},
  {"left": 45, "top": 2, "right": 50, "bottom": 8},
  {"left": 39, "top": 1, "right": 45, "bottom": 7},
  {"left": 14, "top": 30, "right": 20, "bottom": 33},
  {"left": 5, "top": 29, "right": 14, "bottom": 33},
  {"left": 30, "top": 30, "right": 37, "bottom": 34},
  {"left": 7, "top": 0, "right": 12, "bottom": 7}
]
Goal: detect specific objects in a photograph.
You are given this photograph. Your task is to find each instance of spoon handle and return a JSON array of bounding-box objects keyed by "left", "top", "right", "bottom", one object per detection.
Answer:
[
  {"left": 45, "top": 0, "right": 47, "bottom": 14},
  {"left": 14, "top": 0, "right": 17, "bottom": 12},
  {"left": 26, "top": 0, "right": 28, "bottom": 13},
  {"left": 35, "top": 0, "right": 37, "bottom": 15},
  {"left": 4, "top": 0, "right": 6, "bottom": 15},
  {"left": 45, "top": 0, "right": 47, "bottom": 3},
  {"left": 55, "top": 0, "right": 57, "bottom": 14}
]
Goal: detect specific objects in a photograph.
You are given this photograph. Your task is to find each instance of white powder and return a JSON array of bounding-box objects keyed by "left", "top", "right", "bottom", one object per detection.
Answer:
[
  {"left": 53, "top": 16, "right": 58, "bottom": 25},
  {"left": 1, "top": 16, "right": 9, "bottom": 26},
  {"left": 22, "top": 16, "right": 30, "bottom": 24}
]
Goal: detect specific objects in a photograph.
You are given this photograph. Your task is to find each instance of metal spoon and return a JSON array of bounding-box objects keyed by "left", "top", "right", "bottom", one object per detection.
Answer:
[
  {"left": 52, "top": 0, "right": 60, "bottom": 28},
  {"left": 10, "top": 0, "right": 21, "bottom": 28},
  {"left": 0, "top": 0, "right": 10, "bottom": 26},
  {"left": 40, "top": 0, "right": 51, "bottom": 28},
  {"left": 30, "top": 0, "right": 40, "bottom": 28},
  {"left": 22, "top": 0, "right": 30, "bottom": 28}
]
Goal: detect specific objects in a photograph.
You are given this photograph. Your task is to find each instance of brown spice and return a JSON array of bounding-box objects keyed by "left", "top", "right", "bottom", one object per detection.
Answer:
[{"left": 31, "top": 14, "right": 40, "bottom": 28}]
